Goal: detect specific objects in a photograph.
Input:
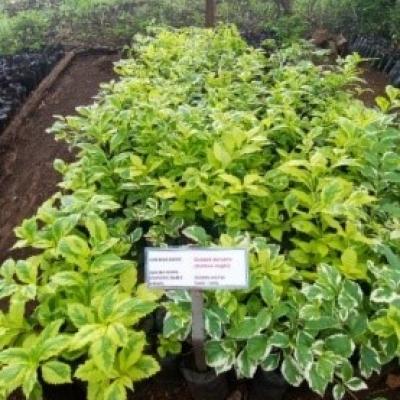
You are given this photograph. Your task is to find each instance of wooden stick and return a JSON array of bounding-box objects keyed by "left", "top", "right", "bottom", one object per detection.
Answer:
[
  {"left": 191, "top": 289, "right": 207, "bottom": 372},
  {"left": 205, "top": 0, "right": 217, "bottom": 28}
]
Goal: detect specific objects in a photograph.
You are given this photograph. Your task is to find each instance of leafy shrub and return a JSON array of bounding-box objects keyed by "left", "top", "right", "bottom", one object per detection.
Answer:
[
  {"left": 0, "top": 192, "right": 162, "bottom": 399},
  {"left": 1, "top": 25, "right": 400, "bottom": 400},
  {"left": 51, "top": 26, "right": 400, "bottom": 398},
  {"left": 0, "top": 9, "right": 50, "bottom": 54},
  {"left": 296, "top": 0, "right": 400, "bottom": 39}
]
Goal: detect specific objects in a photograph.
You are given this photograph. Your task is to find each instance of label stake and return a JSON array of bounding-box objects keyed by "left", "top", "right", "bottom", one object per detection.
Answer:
[{"left": 191, "top": 289, "right": 207, "bottom": 372}]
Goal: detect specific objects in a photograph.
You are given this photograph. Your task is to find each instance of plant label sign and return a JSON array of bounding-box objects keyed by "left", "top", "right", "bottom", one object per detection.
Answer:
[{"left": 145, "top": 248, "right": 249, "bottom": 289}]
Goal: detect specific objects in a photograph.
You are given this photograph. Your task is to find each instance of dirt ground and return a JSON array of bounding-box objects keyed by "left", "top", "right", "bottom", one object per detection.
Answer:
[
  {"left": 0, "top": 52, "right": 119, "bottom": 263},
  {"left": 358, "top": 66, "right": 389, "bottom": 107}
]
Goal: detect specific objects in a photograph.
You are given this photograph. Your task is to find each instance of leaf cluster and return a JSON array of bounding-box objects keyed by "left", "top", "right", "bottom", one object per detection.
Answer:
[{"left": 2, "top": 25, "right": 400, "bottom": 399}]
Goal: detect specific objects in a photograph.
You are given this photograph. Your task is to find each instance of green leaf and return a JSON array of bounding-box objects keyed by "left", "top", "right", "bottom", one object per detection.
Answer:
[
  {"left": 113, "top": 298, "right": 157, "bottom": 325},
  {"left": 68, "top": 303, "right": 95, "bottom": 327},
  {"left": 305, "top": 316, "right": 339, "bottom": 331},
  {"left": 345, "top": 377, "right": 367, "bottom": 391},
  {"left": 42, "top": 361, "right": 72, "bottom": 384},
  {"left": 236, "top": 348, "right": 257, "bottom": 378},
  {"left": 118, "top": 332, "right": 146, "bottom": 370},
  {"left": 281, "top": 356, "right": 303, "bottom": 387},
  {"left": 15, "top": 260, "right": 38, "bottom": 284},
  {"left": 371, "top": 287, "right": 398, "bottom": 303},
  {"left": 325, "top": 334, "right": 354, "bottom": 358},
  {"left": 98, "top": 289, "right": 119, "bottom": 322},
  {"left": 294, "top": 343, "right": 312, "bottom": 369},
  {"left": 75, "top": 359, "right": 106, "bottom": 383},
  {"left": 107, "top": 323, "right": 129, "bottom": 347},
  {"left": 228, "top": 317, "right": 261, "bottom": 339},
  {"left": 213, "top": 142, "right": 231, "bottom": 167},
  {"left": 205, "top": 309, "right": 222, "bottom": 340},
  {"left": 163, "top": 313, "right": 187, "bottom": 338},
  {"left": 127, "top": 355, "right": 160, "bottom": 382},
  {"left": 70, "top": 324, "right": 104, "bottom": 350},
  {"left": 104, "top": 381, "right": 127, "bottom": 400},
  {"left": 260, "top": 352, "right": 280, "bottom": 372},
  {"left": 52, "top": 271, "right": 85, "bottom": 287},
  {"left": 91, "top": 254, "right": 133, "bottom": 275},
  {"left": 338, "top": 280, "right": 363, "bottom": 309},
  {"left": 359, "top": 345, "right": 380, "bottom": 379},
  {"left": 292, "top": 220, "right": 319, "bottom": 236},
  {"left": 22, "top": 368, "right": 37, "bottom": 398},
  {"left": 205, "top": 340, "right": 236, "bottom": 373},
  {"left": 0, "top": 364, "right": 26, "bottom": 392},
  {"left": 369, "top": 316, "right": 394, "bottom": 338},
  {"left": 332, "top": 383, "right": 345, "bottom": 400},
  {"left": 38, "top": 336, "right": 70, "bottom": 361},
  {"left": 307, "top": 364, "right": 329, "bottom": 396},
  {"left": 246, "top": 335, "right": 270, "bottom": 361},
  {"left": 341, "top": 247, "right": 357, "bottom": 269},
  {"left": 0, "top": 259, "right": 15, "bottom": 280},
  {"left": 87, "top": 381, "right": 104, "bottom": 400},
  {"left": 268, "top": 332, "right": 290, "bottom": 349},
  {"left": 129, "top": 227, "right": 143, "bottom": 243},
  {"left": 256, "top": 308, "right": 272, "bottom": 330},
  {"left": 58, "top": 235, "right": 90, "bottom": 266},
  {"left": 182, "top": 226, "right": 210, "bottom": 244},
  {"left": 52, "top": 214, "right": 80, "bottom": 242},
  {"left": 85, "top": 214, "right": 109, "bottom": 243},
  {"left": 260, "top": 278, "right": 277, "bottom": 306},
  {"left": 0, "top": 348, "right": 29, "bottom": 364},
  {"left": 91, "top": 335, "right": 116, "bottom": 373},
  {"left": 120, "top": 268, "right": 138, "bottom": 293}
]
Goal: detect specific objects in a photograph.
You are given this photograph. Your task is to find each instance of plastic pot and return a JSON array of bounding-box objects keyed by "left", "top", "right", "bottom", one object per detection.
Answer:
[
  {"left": 383, "top": 56, "right": 396, "bottom": 73},
  {"left": 389, "top": 61, "right": 400, "bottom": 80},
  {"left": 247, "top": 368, "right": 289, "bottom": 400},
  {"left": 392, "top": 74, "right": 400, "bottom": 88},
  {"left": 158, "top": 354, "right": 181, "bottom": 382},
  {"left": 180, "top": 356, "right": 229, "bottom": 400}
]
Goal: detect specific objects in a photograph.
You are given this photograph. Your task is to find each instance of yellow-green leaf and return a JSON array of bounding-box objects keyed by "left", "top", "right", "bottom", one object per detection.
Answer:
[{"left": 42, "top": 361, "right": 71, "bottom": 384}]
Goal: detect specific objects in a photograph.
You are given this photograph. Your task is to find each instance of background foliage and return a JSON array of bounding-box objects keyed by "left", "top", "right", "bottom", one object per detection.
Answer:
[{"left": 0, "top": 0, "right": 399, "bottom": 54}]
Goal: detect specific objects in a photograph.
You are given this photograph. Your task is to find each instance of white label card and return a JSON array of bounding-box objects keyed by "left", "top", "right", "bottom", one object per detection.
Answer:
[{"left": 145, "top": 248, "right": 249, "bottom": 289}]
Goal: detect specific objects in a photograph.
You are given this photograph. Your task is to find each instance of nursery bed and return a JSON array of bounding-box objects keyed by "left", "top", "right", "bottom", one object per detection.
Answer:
[
  {"left": 0, "top": 51, "right": 119, "bottom": 263},
  {"left": 0, "top": 50, "right": 397, "bottom": 400},
  {"left": 30, "top": 365, "right": 400, "bottom": 400},
  {"left": 0, "top": 62, "right": 389, "bottom": 264}
]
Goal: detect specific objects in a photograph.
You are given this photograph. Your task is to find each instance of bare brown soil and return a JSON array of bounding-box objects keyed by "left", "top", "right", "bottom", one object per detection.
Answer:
[
  {"left": 0, "top": 52, "right": 119, "bottom": 263},
  {"left": 358, "top": 67, "right": 389, "bottom": 107}
]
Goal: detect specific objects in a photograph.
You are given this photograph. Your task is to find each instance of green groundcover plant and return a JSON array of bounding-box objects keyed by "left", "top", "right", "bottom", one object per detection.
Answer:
[{"left": 1, "top": 25, "right": 400, "bottom": 399}]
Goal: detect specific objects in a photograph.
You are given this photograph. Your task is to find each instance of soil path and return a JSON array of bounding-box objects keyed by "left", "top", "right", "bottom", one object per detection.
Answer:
[
  {"left": 0, "top": 53, "right": 119, "bottom": 263},
  {"left": 358, "top": 66, "right": 389, "bottom": 107}
]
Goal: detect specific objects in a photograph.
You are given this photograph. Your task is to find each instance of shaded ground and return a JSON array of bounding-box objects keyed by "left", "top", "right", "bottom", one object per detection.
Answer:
[
  {"left": 0, "top": 52, "right": 119, "bottom": 263},
  {"left": 358, "top": 66, "right": 389, "bottom": 107}
]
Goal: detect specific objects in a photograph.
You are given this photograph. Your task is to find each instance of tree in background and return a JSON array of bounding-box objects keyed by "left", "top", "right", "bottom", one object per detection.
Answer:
[
  {"left": 206, "top": 0, "right": 216, "bottom": 26},
  {"left": 274, "top": 0, "right": 293, "bottom": 15}
]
